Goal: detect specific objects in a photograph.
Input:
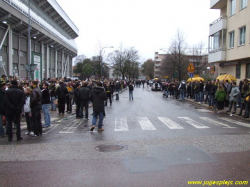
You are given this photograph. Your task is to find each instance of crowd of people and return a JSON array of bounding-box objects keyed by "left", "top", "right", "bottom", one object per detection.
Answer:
[
  {"left": 161, "top": 79, "right": 250, "bottom": 116},
  {"left": 0, "top": 75, "right": 136, "bottom": 141}
]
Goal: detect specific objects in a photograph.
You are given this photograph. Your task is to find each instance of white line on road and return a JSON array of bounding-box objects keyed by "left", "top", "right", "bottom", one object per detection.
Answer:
[
  {"left": 115, "top": 117, "right": 129, "bottom": 131},
  {"left": 43, "top": 124, "right": 59, "bottom": 134},
  {"left": 158, "top": 117, "right": 184, "bottom": 129},
  {"left": 59, "top": 120, "right": 82, "bottom": 133},
  {"left": 199, "top": 117, "right": 236, "bottom": 128},
  {"left": 178, "top": 117, "right": 210, "bottom": 129},
  {"left": 219, "top": 117, "right": 250, "bottom": 128},
  {"left": 137, "top": 117, "right": 156, "bottom": 130}
]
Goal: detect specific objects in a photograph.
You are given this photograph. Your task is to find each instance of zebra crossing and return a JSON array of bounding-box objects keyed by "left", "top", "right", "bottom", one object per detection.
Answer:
[{"left": 111, "top": 116, "right": 249, "bottom": 131}]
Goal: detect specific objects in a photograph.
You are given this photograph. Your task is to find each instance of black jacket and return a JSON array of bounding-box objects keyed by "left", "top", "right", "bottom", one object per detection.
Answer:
[
  {"left": 74, "top": 88, "right": 80, "bottom": 104},
  {"left": 79, "top": 86, "right": 90, "bottom": 101},
  {"left": 90, "top": 86, "right": 107, "bottom": 113},
  {"left": 129, "top": 85, "right": 134, "bottom": 91},
  {"left": 30, "top": 87, "right": 42, "bottom": 108},
  {"left": 0, "top": 89, "right": 6, "bottom": 115},
  {"left": 42, "top": 89, "right": 51, "bottom": 104},
  {"left": 5, "top": 86, "right": 25, "bottom": 114},
  {"left": 57, "top": 84, "right": 68, "bottom": 99}
]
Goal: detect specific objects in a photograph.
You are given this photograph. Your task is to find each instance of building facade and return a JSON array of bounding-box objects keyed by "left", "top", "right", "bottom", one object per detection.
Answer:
[
  {"left": 0, "top": 0, "right": 78, "bottom": 81},
  {"left": 209, "top": 0, "right": 249, "bottom": 82}
]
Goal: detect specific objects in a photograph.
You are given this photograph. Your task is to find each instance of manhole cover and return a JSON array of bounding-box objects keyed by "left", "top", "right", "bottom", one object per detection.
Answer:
[{"left": 95, "top": 145, "right": 127, "bottom": 152}]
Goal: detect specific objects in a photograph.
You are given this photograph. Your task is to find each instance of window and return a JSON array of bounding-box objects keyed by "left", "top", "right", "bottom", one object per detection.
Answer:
[
  {"left": 20, "top": 64, "right": 25, "bottom": 70},
  {"left": 239, "top": 26, "right": 246, "bottom": 45},
  {"left": 230, "top": 0, "right": 236, "bottom": 16},
  {"left": 13, "top": 63, "right": 18, "bottom": 70},
  {"left": 213, "top": 32, "right": 220, "bottom": 50},
  {"left": 240, "top": 0, "right": 247, "bottom": 10},
  {"left": 20, "top": 51, "right": 27, "bottom": 58},
  {"left": 229, "top": 31, "right": 235, "bottom": 48},
  {"left": 246, "top": 64, "right": 250, "bottom": 78},
  {"left": 0, "top": 45, "right": 8, "bottom": 53},
  {"left": 12, "top": 48, "right": 18, "bottom": 56},
  {"left": 236, "top": 64, "right": 241, "bottom": 79}
]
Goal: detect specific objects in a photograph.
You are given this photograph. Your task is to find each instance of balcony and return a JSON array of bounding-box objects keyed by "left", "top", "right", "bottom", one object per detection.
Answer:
[
  {"left": 155, "top": 59, "right": 161, "bottom": 62},
  {"left": 209, "top": 16, "right": 227, "bottom": 35},
  {"left": 155, "top": 64, "right": 161, "bottom": 67},
  {"left": 210, "top": 0, "right": 227, "bottom": 9},
  {"left": 208, "top": 48, "right": 226, "bottom": 63}
]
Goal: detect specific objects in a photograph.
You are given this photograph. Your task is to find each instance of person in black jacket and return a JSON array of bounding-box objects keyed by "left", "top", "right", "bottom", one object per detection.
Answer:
[
  {"left": 205, "top": 80, "right": 211, "bottom": 104},
  {"left": 129, "top": 82, "right": 134, "bottom": 100},
  {"left": 74, "top": 83, "right": 81, "bottom": 119},
  {"left": 90, "top": 82, "right": 107, "bottom": 132},
  {"left": 42, "top": 83, "right": 51, "bottom": 128},
  {"left": 5, "top": 80, "right": 25, "bottom": 141},
  {"left": 0, "top": 81, "right": 6, "bottom": 138},
  {"left": 79, "top": 82, "right": 90, "bottom": 120},
  {"left": 208, "top": 80, "right": 217, "bottom": 108},
  {"left": 49, "top": 82, "right": 57, "bottom": 111},
  {"left": 56, "top": 82, "right": 68, "bottom": 114},
  {"left": 104, "top": 82, "right": 113, "bottom": 104}
]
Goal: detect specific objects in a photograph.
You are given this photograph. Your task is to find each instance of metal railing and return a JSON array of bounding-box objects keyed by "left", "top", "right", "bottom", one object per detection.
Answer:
[
  {"left": 209, "top": 15, "right": 227, "bottom": 26},
  {"left": 209, "top": 47, "right": 226, "bottom": 54}
]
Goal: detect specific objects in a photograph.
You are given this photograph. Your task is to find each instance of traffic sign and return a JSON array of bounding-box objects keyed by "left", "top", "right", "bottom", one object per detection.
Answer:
[
  {"left": 189, "top": 72, "right": 194, "bottom": 78},
  {"left": 187, "top": 63, "right": 195, "bottom": 73}
]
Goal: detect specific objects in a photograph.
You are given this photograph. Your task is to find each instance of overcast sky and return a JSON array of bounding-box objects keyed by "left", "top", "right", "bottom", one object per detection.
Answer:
[{"left": 58, "top": 0, "right": 220, "bottom": 62}]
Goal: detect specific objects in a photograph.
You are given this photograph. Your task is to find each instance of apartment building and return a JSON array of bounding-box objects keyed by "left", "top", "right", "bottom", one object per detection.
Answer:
[
  {"left": 209, "top": 0, "right": 249, "bottom": 82},
  {"left": 0, "top": 0, "right": 78, "bottom": 81}
]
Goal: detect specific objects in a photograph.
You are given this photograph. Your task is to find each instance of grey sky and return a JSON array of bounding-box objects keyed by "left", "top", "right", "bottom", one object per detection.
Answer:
[{"left": 58, "top": 0, "right": 220, "bottom": 62}]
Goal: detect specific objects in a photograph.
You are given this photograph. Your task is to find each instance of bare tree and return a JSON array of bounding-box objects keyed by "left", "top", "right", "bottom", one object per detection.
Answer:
[
  {"left": 141, "top": 59, "right": 154, "bottom": 79},
  {"left": 73, "top": 55, "right": 86, "bottom": 65}
]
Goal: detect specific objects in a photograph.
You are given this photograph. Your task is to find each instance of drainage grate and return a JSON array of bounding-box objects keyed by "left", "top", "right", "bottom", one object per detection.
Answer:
[{"left": 95, "top": 145, "right": 127, "bottom": 152}]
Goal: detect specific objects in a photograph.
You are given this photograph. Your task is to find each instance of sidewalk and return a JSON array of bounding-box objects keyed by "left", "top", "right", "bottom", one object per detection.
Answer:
[{"left": 184, "top": 97, "right": 250, "bottom": 121}]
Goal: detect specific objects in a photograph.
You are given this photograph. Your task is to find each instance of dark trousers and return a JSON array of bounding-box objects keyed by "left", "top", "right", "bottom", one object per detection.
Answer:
[
  {"left": 58, "top": 98, "right": 66, "bottom": 114},
  {"left": 25, "top": 112, "right": 33, "bottom": 132},
  {"left": 80, "top": 101, "right": 89, "bottom": 118},
  {"left": 229, "top": 101, "right": 237, "bottom": 112},
  {"left": 32, "top": 105, "right": 42, "bottom": 136},
  {"left": 76, "top": 102, "right": 81, "bottom": 118},
  {"left": 6, "top": 111, "right": 21, "bottom": 139},
  {"left": 66, "top": 96, "right": 72, "bottom": 112}
]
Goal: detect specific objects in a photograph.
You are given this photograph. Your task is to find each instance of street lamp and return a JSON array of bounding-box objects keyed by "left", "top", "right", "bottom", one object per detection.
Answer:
[{"left": 100, "top": 46, "right": 113, "bottom": 80}]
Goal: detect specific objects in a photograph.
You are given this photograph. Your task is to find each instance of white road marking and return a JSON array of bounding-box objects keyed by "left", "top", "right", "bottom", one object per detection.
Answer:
[
  {"left": 199, "top": 117, "right": 236, "bottom": 128},
  {"left": 178, "top": 117, "right": 210, "bottom": 129},
  {"left": 43, "top": 124, "right": 59, "bottom": 134},
  {"left": 59, "top": 119, "right": 82, "bottom": 133},
  {"left": 219, "top": 117, "right": 250, "bottom": 128},
  {"left": 115, "top": 117, "right": 129, "bottom": 131},
  {"left": 158, "top": 117, "right": 184, "bottom": 129},
  {"left": 137, "top": 117, "right": 156, "bottom": 130}
]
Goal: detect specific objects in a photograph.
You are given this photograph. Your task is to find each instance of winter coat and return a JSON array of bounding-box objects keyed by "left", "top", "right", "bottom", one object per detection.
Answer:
[
  {"left": 56, "top": 84, "right": 68, "bottom": 99},
  {"left": 229, "top": 86, "right": 240, "bottom": 102},
  {"left": 5, "top": 85, "right": 25, "bottom": 114},
  {"left": 129, "top": 85, "right": 134, "bottom": 91},
  {"left": 209, "top": 84, "right": 217, "bottom": 96},
  {"left": 215, "top": 89, "right": 226, "bottom": 102},
  {"left": 74, "top": 88, "right": 80, "bottom": 104},
  {"left": 90, "top": 86, "right": 107, "bottom": 113},
  {"left": 0, "top": 89, "right": 6, "bottom": 115},
  {"left": 42, "top": 89, "right": 51, "bottom": 104},
  {"left": 30, "top": 87, "right": 42, "bottom": 108},
  {"left": 79, "top": 86, "right": 90, "bottom": 101}
]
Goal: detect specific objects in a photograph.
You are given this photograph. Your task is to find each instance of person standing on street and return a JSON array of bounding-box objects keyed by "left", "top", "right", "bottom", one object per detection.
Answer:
[
  {"left": 129, "top": 82, "right": 134, "bottom": 100},
  {"left": 23, "top": 87, "right": 33, "bottom": 135},
  {"left": 79, "top": 82, "right": 90, "bottom": 120},
  {"left": 56, "top": 81, "right": 68, "bottom": 114},
  {"left": 42, "top": 83, "right": 51, "bottom": 128},
  {"left": 178, "top": 81, "right": 186, "bottom": 101},
  {"left": 49, "top": 82, "right": 57, "bottom": 111},
  {"left": 226, "top": 82, "right": 240, "bottom": 114},
  {"left": 215, "top": 84, "right": 226, "bottom": 113},
  {"left": 66, "top": 82, "right": 74, "bottom": 113},
  {"left": 30, "top": 81, "right": 42, "bottom": 137},
  {"left": 74, "top": 83, "right": 81, "bottom": 119},
  {"left": 0, "top": 81, "right": 6, "bottom": 138},
  {"left": 5, "top": 80, "right": 25, "bottom": 141},
  {"left": 90, "top": 82, "right": 107, "bottom": 132}
]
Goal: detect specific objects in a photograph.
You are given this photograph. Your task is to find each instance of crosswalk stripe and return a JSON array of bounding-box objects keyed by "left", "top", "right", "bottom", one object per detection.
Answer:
[
  {"left": 137, "top": 117, "right": 156, "bottom": 130},
  {"left": 43, "top": 124, "right": 60, "bottom": 134},
  {"left": 199, "top": 117, "right": 236, "bottom": 128},
  {"left": 115, "top": 117, "right": 129, "bottom": 131},
  {"left": 59, "top": 119, "right": 82, "bottom": 133},
  {"left": 219, "top": 117, "right": 250, "bottom": 128},
  {"left": 178, "top": 117, "right": 210, "bottom": 129},
  {"left": 158, "top": 117, "right": 184, "bottom": 129}
]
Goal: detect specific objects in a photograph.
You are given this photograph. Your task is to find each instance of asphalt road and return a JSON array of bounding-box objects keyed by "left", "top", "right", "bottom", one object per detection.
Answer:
[{"left": 0, "top": 86, "right": 250, "bottom": 187}]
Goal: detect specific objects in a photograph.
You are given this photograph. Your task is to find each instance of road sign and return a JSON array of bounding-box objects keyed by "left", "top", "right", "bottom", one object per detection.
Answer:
[
  {"left": 187, "top": 63, "right": 195, "bottom": 73},
  {"left": 189, "top": 72, "right": 194, "bottom": 78}
]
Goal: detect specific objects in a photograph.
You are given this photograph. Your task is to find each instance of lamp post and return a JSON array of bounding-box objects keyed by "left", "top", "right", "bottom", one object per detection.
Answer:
[
  {"left": 100, "top": 46, "right": 113, "bottom": 80},
  {"left": 27, "top": 0, "right": 31, "bottom": 80}
]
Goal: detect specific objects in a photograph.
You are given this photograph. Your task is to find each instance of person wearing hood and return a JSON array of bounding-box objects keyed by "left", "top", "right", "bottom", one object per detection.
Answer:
[
  {"left": 215, "top": 84, "right": 226, "bottom": 113},
  {"left": 178, "top": 81, "right": 186, "bottom": 100},
  {"left": 226, "top": 82, "right": 240, "bottom": 114},
  {"left": 89, "top": 82, "right": 107, "bottom": 132}
]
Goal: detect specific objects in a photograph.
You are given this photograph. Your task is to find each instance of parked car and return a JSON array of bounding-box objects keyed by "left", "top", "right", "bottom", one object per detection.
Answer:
[{"left": 151, "top": 83, "right": 161, "bottom": 91}]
